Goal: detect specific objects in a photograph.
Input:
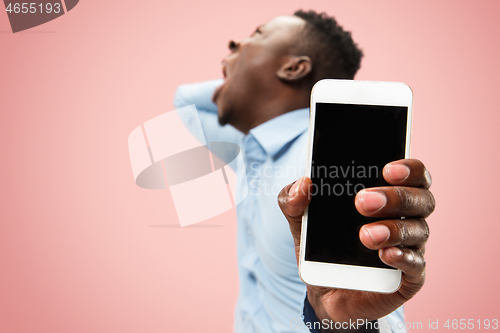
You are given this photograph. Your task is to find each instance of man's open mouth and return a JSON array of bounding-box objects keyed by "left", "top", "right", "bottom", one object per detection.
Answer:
[
  {"left": 222, "top": 62, "right": 229, "bottom": 80},
  {"left": 213, "top": 62, "right": 229, "bottom": 104}
]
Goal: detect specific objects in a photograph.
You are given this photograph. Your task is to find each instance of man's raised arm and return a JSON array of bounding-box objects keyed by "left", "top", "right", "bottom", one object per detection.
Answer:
[{"left": 174, "top": 79, "right": 243, "bottom": 152}]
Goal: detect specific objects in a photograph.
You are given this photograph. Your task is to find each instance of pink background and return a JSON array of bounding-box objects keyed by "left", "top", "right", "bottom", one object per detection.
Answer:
[{"left": 1, "top": 0, "right": 499, "bottom": 332}]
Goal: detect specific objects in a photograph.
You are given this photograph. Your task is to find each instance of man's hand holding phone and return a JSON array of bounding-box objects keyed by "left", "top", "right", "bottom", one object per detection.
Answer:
[{"left": 278, "top": 158, "right": 435, "bottom": 326}]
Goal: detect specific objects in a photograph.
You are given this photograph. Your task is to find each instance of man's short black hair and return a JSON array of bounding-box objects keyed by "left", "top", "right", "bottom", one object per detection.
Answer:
[{"left": 293, "top": 10, "right": 363, "bottom": 82}]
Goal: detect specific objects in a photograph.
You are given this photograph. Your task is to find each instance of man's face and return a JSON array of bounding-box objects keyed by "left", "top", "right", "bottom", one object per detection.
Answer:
[{"left": 212, "top": 15, "right": 306, "bottom": 129}]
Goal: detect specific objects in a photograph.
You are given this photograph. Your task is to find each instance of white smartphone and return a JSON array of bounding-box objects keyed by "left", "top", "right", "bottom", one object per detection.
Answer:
[{"left": 300, "top": 79, "right": 413, "bottom": 293}]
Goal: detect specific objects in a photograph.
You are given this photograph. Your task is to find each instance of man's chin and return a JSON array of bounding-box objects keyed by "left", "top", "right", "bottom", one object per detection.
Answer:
[
  {"left": 212, "top": 81, "right": 225, "bottom": 105},
  {"left": 214, "top": 94, "right": 232, "bottom": 126},
  {"left": 218, "top": 109, "right": 230, "bottom": 126},
  {"left": 213, "top": 87, "right": 233, "bottom": 127}
]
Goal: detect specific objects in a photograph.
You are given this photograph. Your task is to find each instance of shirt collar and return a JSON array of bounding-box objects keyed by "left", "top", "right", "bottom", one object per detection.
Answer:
[{"left": 248, "top": 108, "right": 309, "bottom": 158}]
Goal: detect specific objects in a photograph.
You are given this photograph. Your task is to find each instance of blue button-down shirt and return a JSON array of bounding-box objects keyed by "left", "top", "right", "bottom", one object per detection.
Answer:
[{"left": 174, "top": 79, "right": 406, "bottom": 333}]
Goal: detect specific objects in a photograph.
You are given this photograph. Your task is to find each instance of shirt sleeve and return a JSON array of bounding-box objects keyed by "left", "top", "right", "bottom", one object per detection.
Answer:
[
  {"left": 302, "top": 293, "right": 322, "bottom": 333},
  {"left": 174, "top": 79, "right": 244, "bottom": 149},
  {"left": 378, "top": 306, "right": 407, "bottom": 333},
  {"left": 302, "top": 293, "right": 392, "bottom": 332},
  {"left": 174, "top": 80, "right": 244, "bottom": 171}
]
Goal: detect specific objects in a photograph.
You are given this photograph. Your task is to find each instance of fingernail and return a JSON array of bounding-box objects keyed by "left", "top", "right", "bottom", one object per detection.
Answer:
[
  {"left": 386, "top": 164, "right": 410, "bottom": 183},
  {"left": 388, "top": 247, "right": 403, "bottom": 258},
  {"left": 364, "top": 225, "right": 390, "bottom": 245},
  {"left": 290, "top": 177, "right": 304, "bottom": 199},
  {"left": 359, "top": 191, "right": 387, "bottom": 212}
]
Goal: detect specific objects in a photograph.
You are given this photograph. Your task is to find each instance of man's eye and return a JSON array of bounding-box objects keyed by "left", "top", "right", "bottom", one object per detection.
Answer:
[{"left": 252, "top": 27, "right": 262, "bottom": 36}]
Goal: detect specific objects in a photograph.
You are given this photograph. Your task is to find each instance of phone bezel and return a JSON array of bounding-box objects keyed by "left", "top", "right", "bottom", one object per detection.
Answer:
[{"left": 300, "top": 79, "right": 413, "bottom": 293}]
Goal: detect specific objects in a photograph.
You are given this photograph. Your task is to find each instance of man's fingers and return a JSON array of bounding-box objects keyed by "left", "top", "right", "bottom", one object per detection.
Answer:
[
  {"left": 278, "top": 177, "right": 312, "bottom": 263},
  {"left": 359, "top": 218, "right": 429, "bottom": 250},
  {"left": 355, "top": 186, "right": 436, "bottom": 218},
  {"left": 383, "top": 159, "right": 432, "bottom": 189}
]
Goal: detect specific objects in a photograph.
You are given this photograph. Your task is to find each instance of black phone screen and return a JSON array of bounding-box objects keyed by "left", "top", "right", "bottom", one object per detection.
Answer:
[{"left": 305, "top": 102, "right": 408, "bottom": 268}]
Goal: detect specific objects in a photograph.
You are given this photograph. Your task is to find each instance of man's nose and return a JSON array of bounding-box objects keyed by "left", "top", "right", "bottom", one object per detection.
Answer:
[{"left": 228, "top": 40, "right": 240, "bottom": 52}]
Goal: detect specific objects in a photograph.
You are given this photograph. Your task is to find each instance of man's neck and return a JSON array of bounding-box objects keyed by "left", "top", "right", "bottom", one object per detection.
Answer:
[{"left": 236, "top": 89, "right": 309, "bottom": 134}]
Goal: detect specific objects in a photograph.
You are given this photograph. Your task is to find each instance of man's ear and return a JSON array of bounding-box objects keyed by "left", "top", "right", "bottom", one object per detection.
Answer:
[{"left": 276, "top": 56, "right": 312, "bottom": 82}]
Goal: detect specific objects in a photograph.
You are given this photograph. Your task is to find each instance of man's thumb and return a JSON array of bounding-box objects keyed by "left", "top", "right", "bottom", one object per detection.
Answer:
[{"left": 277, "top": 176, "right": 313, "bottom": 227}]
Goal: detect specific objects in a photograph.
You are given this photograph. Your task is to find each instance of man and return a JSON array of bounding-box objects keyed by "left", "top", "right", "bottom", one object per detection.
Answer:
[{"left": 174, "top": 10, "right": 434, "bottom": 332}]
